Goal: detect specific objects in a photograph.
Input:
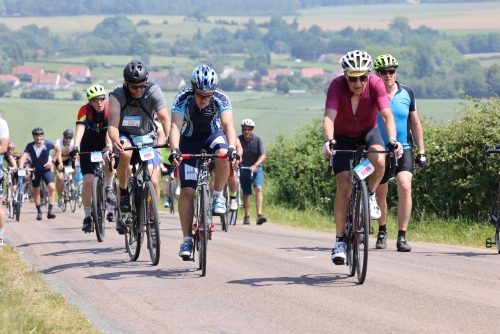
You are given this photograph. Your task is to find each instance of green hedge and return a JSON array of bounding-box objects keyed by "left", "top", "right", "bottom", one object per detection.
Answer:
[{"left": 266, "top": 94, "right": 500, "bottom": 221}]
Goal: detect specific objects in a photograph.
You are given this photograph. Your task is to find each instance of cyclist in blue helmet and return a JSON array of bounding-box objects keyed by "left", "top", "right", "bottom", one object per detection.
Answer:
[{"left": 168, "top": 64, "right": 240, "bottom": 260}]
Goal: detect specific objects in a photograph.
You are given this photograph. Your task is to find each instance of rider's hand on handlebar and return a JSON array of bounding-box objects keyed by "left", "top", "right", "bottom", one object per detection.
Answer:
[
  {"left": 113, "top": 140, "right": 124, "bottom": 152},
  {"left": 322, "top": 139, "right": 336, "bottom": 157},
  {"left": 387, "top": 140, "right": 403, "bottom": 159},
  {"left": 70, "top": 147, "right": 79, "bottom": 159},
  {"left": 227, "top": 146, "right": 240, "bottom": 166},
  {"left": 168, "top": 148, "right": 182, "bottom": 167}
]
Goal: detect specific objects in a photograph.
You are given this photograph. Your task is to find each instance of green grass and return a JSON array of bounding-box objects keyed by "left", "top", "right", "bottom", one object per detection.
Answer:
[
  {"left": 0, "top": 244, "right": 102, "bottom": 333},
  {"left": 0, "top": 93, "right": 464, "bottom": 148}
]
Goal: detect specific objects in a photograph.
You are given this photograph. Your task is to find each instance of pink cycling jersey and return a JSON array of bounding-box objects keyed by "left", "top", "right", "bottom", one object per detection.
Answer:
[{"left": 325, "top": 74, "right": 390, "bottom": 138}]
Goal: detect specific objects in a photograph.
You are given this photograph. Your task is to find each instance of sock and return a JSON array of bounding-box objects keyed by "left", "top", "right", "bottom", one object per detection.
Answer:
[
  {"left": 36, "top": 205, "right": 42, "bottom": 214},
  {"left": 48, "top": 204, "right": 53, "bottom": 213},
  {"left": 107, "top": 205, "right": 113, "bottom": 213},
  {"left": 213, "top": 190, "right": 222, "bottom": 197},
  {"left": 0, "top": 228, "right": 4, "bottom": 238},
  {"left": 105, "top": 177, "right": 113, "bottom": 188},
  {"left": 379, "top": 225, "right": 387, "bottom": 232},
  {"left": 335, "top": 236, "right": 345, "bottom": 243},
  {"left": 84, "top": 207, "right": 92, "bottom": 218},
  {"left": 120, "top": 187, "right": 129, "bottom": 196},
  {"left": 368, "top": 191, "right": 374, "bottom": 196},
  {"left": 230, "top": 191, "right": 236, "bottom": 198},
  {"left": 183, "top": 236, "right": 193, "bottom": 243},
  {"left": 398, "top": 230, "right": 406, "bottom": 238}
]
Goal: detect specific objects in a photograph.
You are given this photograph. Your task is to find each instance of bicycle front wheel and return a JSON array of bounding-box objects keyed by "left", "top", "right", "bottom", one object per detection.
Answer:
[
  {"left": 199, "top": 184, "right": 209, "bottom": 276},
  {"left": 15, "top": 191, "right": 22, "bottom": 222},
  {"left": 92, "top": 177, "right": 106, "bottom": 242},
  {"left": 169, "top": 179, "right": 176, "bottom": 214},
  {"left": 354, "top": 180, "right": 370, "bottom": 284},
  {"left": 143, "top": 181, "right": 161, "bottom": 265}
]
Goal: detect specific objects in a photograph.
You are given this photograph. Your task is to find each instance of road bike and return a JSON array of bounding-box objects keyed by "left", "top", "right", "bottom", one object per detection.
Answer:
[
  {"left": 175, "top": 149, "right": 231, "bottom": 276},
  {"left": 221, "top": 166, "right": 242, "bottom": 230},
  {"left": 79, "top": 151, "right": 116, "bottom": 243},
  {"left": 13, "top": 168, "right": 33, "bottom": 222},
  {"left": 60, "top": 166, "right": 76, "bottom": 213},
  {"left": 483, "top": 144, "right": 500, "bottom": 253},
  {"left": 328, "top": 144, "right": 393, "bottom": 284},
  {"left": 116, "top": 142, "right": 166, "bottom": 266},
  {"left": 3, "top": 168, "right": 16, "bottom": 219}
]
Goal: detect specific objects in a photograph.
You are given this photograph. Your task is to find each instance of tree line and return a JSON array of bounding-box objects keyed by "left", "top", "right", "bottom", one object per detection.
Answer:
[
  {"left": 1, "top": 14, "right": 500, "bottom": 98},
  {"left": 0, "top": 0, "right": 493, "bottom": 16}
]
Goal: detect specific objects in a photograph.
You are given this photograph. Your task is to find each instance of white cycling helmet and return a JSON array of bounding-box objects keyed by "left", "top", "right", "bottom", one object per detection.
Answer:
[
  {"left": 241, "top": 119, "right": 255, "bottom": 128},
  {"left": 341, "top": 50, "right": 373, "bottom": 73}
]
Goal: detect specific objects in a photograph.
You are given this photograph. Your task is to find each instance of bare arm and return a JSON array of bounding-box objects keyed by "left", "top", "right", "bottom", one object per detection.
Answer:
[
  {"left": 409, "top": 110, "right": 424, "bottom": 152},
  {"left": 18, "top": 152, "right": 30, "bottom": 169},
  {"left": 221, "top": 112, "right": 236, "bottom": 148},
  {"left": 323, "top": 108, "right": 337, "bottom": 156},
  {"left": 0, "top": 138, "right": 8, "bottom": 154},
  {"left": 156, "top": 108, "right": 170, "bottom": 140},
  {"left": 108, "top": 94, "right": 122, "bottom": 151},
  {"left": 169, "top": 112, "right": 183, "bottom": 151},
  {"left": 73, "top": 124, "right": 85, "bottom": 149}
]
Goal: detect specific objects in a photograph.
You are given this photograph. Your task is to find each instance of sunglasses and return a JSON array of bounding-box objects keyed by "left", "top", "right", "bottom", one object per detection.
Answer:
[
  {"left": 90, "top": 97, "right": 106, "bottom": 103},
  {"left": 378, "top": 69, "right": 396, "bottom": 75},
  {"left": 347, "top": 75, "right": 369, "bottom": 83},
  {"left": 128, "top": 84, "right": 148, "bottom": 91},
  {"left": 195, "top": 93, "right": 213, "bottom": 101}
]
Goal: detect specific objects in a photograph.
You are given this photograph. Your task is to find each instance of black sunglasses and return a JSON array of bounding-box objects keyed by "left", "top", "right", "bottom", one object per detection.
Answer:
[
  {"left": 90, "top": 97, "right": 106, "bottom": 103},
  {"left": 128, "top": 84, "right": 148, "bottom": 91},
  {"left": 347, "top": 75, "right": 369, "bottom": 83},
  {"left": 378, "top": 69, "right": 396, "bottom": 75}
]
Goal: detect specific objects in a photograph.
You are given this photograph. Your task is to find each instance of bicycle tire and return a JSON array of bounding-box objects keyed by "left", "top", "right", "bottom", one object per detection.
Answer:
[
  {"left": 346, "top": 218, "right": 356, "bottom": 277},
  {"left": 7, "top": 186, "right": 13, "bottom": 219},
  {"left": 125, "top": 190, "right": 142, "bottom": 261},
  {"left": 143, "top": 181, "right": 161, "bottom": 265},
  {"left": 220, "top": 183, "right": 228, "bottom": 232},
  {"left": 169, "top": 178, "right": 176, "bottom": 214},
  {"left": 15, "top": 191, "right": 22, "bottom": 222},
  {"left": 112, "top": 178, "right": 119, "bottom": 222},
  {"left": 354, "top": 180, "right": 370, "bottom": 284},
  {"left": 39, "top": 182, "right": 46, "bottom": 206},
  {"left": 92, "top": 177, "right": 106, "bottom": 242},
  {"left": 27, "top": 180, "right": 34, "bottom": 203},
  {"left": 200, "top": 184, "right": 209, "bottom": 276},
  {"left": 70, "top": 183, "right": 76, "bottom": 212}
]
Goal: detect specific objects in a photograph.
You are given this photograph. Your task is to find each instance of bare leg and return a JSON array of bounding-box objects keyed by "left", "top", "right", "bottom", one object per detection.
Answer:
[{"left": 179, "top": 187, "right": 195, "bottom": 237}]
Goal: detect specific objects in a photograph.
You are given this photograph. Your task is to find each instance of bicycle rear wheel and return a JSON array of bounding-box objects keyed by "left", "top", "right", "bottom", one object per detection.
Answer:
[
  {"left": 92, "top": 177, "right": 106, "bottom": 242},
  {"left": 354, "top": 180, "right": 370, "bottom": 284},
  {"left": 169, "top": 178, "right": 176, "bottom": 214},
  {"left": 143, "top": 181, "right": 161, "bottom": 265},
  {"left": 199, "top": 184, "right": 209, "bottom": 276},
  {"left": 69, "top": 183, "right": 76, "bottom": 212}
]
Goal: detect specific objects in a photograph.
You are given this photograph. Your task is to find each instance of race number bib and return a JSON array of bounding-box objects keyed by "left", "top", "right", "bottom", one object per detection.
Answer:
[
  {"left": 353, "top": 159, "right": 374, "bottom": 180},
  {"left": 139, "top": 147, "right": 155, "bottom": 161},
  {"left": 122, "top": 116, "right": 141, "bottom": 127},
  {"left": 17, "top": 168, "right": 26, "bottom": 177},
  {"left": 90, "top": 152, "right": 102, "bottom": 162},
  {"left": 64, "top": 166, "right": 74, "bottom": 174}
]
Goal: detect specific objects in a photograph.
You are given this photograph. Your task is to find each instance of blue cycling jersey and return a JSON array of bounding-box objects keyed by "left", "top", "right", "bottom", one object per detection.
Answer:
[
  {"left": 24, "top": 140, "right": 55, "bottom": 175},
  {"left": 377, "top": 82, "right": 416, "bottom": 150},
  {"left": 171, "top": 87, "right": 232, "bottom": 138}
]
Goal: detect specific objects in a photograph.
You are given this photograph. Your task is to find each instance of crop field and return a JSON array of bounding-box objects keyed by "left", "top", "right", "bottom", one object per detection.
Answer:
[
  {"left": 0, "top": 2, "right": 499, "bottom": 45},
  {"left": 0, "top": 93, "right": 463, "bottom": 147}
]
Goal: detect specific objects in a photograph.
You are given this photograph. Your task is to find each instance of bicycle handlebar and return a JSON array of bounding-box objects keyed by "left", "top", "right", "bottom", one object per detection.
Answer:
[
  {"left": 173, "top": 153, "right": 233, "bottom": 178},
  {"left": 327, "top": 144, "right": 396, "bottom": 174}
]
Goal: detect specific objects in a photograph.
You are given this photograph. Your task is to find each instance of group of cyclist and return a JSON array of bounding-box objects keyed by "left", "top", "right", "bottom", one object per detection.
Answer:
[
  {"left": 3, "top": 50, "right": 425, "bottom": 268},
  {"left": 323, "top": 50, "right": 427, "bottom": 265}
]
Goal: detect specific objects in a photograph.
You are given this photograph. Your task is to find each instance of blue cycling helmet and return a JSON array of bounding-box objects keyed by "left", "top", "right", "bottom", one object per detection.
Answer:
[{"left": 191, "top": 65, "right": 218, "bottom": 93}]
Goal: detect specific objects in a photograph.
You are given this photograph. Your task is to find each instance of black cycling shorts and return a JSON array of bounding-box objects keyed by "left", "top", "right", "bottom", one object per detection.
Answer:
[
  {"left": 333, "top": 127, "right": 385, "bottom": 175},
  {"left": 380, "top": 149, "right": 414, "bottom": 184}
]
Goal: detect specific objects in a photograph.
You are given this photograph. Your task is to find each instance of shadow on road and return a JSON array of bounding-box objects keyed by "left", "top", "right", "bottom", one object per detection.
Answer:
[
  {"left": 421, "top": 251, "right": 498, "bottom": 258},
  {"left": 17, "top": 239, "right": 90, "bottom": 247},
  {"left": 85, "top": 268, "right": 196, "bottom": 280},
  {"left": 277, "top": 246, "right": 330, "bottom": 252},
  {"left": 43, "top": 247, "right": 124, "bottom": 257},
  {"left": 227, "top": 273, "right": 357, "bottom": 287}
]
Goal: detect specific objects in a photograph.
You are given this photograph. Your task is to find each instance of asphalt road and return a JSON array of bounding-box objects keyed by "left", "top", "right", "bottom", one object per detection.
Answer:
[{"left": 4, "top": 202, "right": 500, "bottom": 333}]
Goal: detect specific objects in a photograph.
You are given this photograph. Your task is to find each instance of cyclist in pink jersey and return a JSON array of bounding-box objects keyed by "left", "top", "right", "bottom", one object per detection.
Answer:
[{"left": 322, "top": 50, "right": 402, "bottom": 265}]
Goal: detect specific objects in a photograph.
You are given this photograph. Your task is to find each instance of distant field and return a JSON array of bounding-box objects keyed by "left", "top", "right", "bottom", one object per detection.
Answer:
[
  {"left": 0, "top": 2, "right": 499, "bottom": 45},
  {"left": 0, "top": 93, "right": 463, "bottom": 147}
]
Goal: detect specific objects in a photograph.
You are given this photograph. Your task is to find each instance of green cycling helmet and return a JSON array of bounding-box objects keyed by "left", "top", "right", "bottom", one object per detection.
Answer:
[
  {"left": 86, "top": 85, "right": 107, "bottom": 100},
  {"left": 374, "top": 54, "right": 399, "bottom": 70}
]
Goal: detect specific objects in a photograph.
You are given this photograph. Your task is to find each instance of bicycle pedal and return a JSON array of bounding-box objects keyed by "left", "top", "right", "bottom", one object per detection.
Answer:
[{"left": 486, "top": 238, "right": 496, "bottom": 248}]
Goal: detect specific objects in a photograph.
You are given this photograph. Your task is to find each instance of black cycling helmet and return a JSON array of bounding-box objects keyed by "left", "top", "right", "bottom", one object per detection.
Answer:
[
  {"left": 123, "top": 61, "right": 148, "bottom": 83},
  {"left": 32, "top": 127, "right": 44, "bottom": 135},
  {"left": 63, "top": 129, "right": 74, "bottom": 138}
]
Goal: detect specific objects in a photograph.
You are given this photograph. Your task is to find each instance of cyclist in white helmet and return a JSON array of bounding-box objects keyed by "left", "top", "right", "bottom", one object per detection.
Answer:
[
  {"left": 239, "top": 118, "right": 267, "bottom": 225},
  {"left": 322, "top": 50, "right": 402, "bottom": 265}
]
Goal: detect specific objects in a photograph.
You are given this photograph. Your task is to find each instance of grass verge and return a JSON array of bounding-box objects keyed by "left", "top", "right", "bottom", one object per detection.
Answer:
[{"left": 0, "top": 244, "right": 102, "bottom": 333}]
